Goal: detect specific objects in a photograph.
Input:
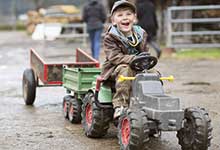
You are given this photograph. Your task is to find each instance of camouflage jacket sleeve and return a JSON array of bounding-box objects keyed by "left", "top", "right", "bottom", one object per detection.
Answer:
[{"left": 103, "top": 34, "right": 135, "bottom": 66}]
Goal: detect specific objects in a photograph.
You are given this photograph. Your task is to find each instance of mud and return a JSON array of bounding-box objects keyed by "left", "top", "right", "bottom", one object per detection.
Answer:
[{"left": 0, "top": 31, "right": 219, "bottom": 150}]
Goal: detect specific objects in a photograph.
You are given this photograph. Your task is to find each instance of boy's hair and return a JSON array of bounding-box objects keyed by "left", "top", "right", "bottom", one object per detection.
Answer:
[{"left": 111, "top": 0, "right": 136, "bottom": 16}]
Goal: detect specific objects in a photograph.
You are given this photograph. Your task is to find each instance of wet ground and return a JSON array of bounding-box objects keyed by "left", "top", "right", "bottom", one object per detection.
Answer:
[{"left": 0, "top": 31, "right": 219, "bottom": 150}]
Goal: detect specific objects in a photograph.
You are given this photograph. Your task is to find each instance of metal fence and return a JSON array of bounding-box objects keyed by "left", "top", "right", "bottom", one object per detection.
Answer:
[
  {"left": 45, "top": 23, "right": 88, "bottom": 45},
  {"left": 42, "top": 23, "right": 111, "bottom": 46},
  {"left": 166, "top": 5, "right": 220, "bottom": 49}
]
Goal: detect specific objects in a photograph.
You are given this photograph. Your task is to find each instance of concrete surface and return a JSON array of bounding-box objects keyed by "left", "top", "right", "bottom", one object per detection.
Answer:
[{"left": 0, "top": 31, "right": 219, "bottom": 150}]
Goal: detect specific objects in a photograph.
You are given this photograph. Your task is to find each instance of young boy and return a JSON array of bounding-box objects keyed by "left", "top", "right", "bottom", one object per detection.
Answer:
[{"left": 100, "top": 0, "right": 150, "bottom": 119}]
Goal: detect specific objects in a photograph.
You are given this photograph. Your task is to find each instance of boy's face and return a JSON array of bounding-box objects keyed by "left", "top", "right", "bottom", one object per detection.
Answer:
[{"left": 112, "top": 7, "right": 136, "bottom": 36}]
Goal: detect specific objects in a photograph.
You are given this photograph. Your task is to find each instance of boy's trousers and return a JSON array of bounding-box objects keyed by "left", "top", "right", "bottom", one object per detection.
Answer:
[{"left": 110, "top": 64, "right": 135, "bottom": 109}]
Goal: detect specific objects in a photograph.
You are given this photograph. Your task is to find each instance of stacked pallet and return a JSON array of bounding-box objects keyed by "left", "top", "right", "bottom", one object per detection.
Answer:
[{"left": 26, "top": 5, "right": 82, "bottom": 34}]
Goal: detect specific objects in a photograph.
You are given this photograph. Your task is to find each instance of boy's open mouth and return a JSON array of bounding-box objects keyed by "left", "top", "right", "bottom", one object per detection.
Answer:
[{"left": 121, "top": 22, "right": 130, "bottom": 26}]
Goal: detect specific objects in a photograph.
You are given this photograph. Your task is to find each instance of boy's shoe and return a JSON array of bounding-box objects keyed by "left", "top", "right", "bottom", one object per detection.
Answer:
[{"left": 113, "top": 106, "right": 124, "bottom": 119}]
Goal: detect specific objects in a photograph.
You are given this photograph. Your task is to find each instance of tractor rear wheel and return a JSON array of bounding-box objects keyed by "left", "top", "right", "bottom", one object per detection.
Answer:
[
  {"left": 177, "top": 107, "right": 212, "bottom": 150},
  {"left": 22, "top": 68, "right": 36, "bottom": 105},
  {"left": 81, "top": 92, "right": 112, "bottom": 138},
  {"left": 118, "top": 109, "right": 150, "bottom": 150},
  {"left": 68, "top": 98, "right": 82, "bottom": 123}
]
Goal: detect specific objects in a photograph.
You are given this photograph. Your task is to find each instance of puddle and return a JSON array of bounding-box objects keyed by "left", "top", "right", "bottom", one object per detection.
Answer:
[{"left": 183, "top": 81, "right": 211, "bottom": 86}]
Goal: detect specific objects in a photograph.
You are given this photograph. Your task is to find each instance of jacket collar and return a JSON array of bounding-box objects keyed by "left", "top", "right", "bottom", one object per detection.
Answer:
[{"left": 108, "top": 25, "right": 144, "bottom": 45}]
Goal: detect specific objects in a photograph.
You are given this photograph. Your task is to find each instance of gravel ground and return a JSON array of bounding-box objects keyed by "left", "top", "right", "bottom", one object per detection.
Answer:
[{"left": 0, "top": 31, "right": 219, "bottom": 150}]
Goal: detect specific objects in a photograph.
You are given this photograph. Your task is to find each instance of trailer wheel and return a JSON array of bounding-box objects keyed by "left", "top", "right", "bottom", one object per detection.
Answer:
[
  {"left": 177, "top": 107, "right": 212, "bottom": 150},
  {"left": 118, "top": 109, "right": 150, "bottom": 150},
  {"left": 82, "top": 92, "right": 112, "bottom": 138},
  {"left": 22, "top": 68, "right": 36, "bottom": 105},
  {"left": 63, "top": 95, "right": 72, "bottom": 119},
  {"left": 68, "top": 98, "right": 82, "bottom": 123}
]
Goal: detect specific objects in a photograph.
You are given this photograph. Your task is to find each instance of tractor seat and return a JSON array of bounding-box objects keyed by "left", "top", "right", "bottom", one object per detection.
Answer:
[{"left": 96, "top": 76, "right": 116, "bottom": 93}]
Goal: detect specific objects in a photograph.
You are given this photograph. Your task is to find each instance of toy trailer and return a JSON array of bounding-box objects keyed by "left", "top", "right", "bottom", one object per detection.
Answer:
[
  {"left": 62, "top": 62, "right": 102, "bottom": 123},
  {"left": 22, "top": 48, "right": 99, "bottom": 105}
]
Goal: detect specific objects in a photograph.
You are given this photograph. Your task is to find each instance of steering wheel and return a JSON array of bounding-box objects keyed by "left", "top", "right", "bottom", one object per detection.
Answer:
[{"left": 130, "top": 55, "right": 158, "bottom": 71}]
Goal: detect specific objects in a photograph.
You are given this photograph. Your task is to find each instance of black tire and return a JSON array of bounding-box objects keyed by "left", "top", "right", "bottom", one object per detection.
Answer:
[
  {"left": 118, "top": 109, "right": 150, "bottom": 150},
  {"left": 81, "top": 92, "right": 112, "bottom": 138},
  {"left": 63, "top": 95, "right": 72, "bottom": 119},
  {"left": 177, "top": 107, "right": 212, "bottom": 150},
  {"left": 22, "top": 68, "right": 36, "bottom": 105},
  {"left": 68, "top": 98, "right": 82, "bottom": 123}
]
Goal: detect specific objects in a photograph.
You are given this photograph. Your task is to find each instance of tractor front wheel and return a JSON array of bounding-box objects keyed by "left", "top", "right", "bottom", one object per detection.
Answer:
[
  {"left": 118, "top": 109, "right": 150, "bottom": 150},
  {"left": 177, "top": 107, "right": 212, "bottom": 150},
  {"left": 81, "top": 92, "right": 112, "bottom": 138}
]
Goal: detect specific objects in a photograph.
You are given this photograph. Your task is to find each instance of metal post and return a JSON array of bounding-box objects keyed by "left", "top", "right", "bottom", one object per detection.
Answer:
[
  {"left": 166, "top": 8, "right": 172, "bottom": 48},
  {"left": 156, "top": 0, "right": 162, "bottom": 43},
  {"left": 182, "top": 0, "right": 192, "bottom": 44},
  {"left": 12, "top": 0, "right": 17, "bottom": 30},
  {"left": 83, "top": 23, "right": 87, "bottom": 47}
]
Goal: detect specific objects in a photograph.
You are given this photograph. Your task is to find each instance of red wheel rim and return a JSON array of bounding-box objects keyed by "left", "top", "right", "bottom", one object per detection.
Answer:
[
  {"left": 86, "top": 104, "right": 92, "bottom": 128},
  {"left": 121, "top": 117, "right": 130, "bottom": 146},
  {"left": 69, "top": 104, "right": 74, "bottom": 118},
  {"left": 63, "top": 100, "right": 67, "bottom": 114}
]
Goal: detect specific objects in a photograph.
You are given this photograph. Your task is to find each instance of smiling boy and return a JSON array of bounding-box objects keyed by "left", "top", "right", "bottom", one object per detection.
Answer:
[{"left": 100, "top": 0, "right": 149, "bottom": 119}]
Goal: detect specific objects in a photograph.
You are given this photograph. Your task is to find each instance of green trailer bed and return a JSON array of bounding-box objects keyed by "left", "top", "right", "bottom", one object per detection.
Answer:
[{"left": 62, "top": 67, "right": 101, "bottom": 95}]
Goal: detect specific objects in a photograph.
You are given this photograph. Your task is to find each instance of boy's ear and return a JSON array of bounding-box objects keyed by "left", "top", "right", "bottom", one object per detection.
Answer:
[
  {"left": 133, "top": 14, "right": 137, "bottom": 24},
  {"left": 111, "top": 16, "right": 116, "bottom": 25}
]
